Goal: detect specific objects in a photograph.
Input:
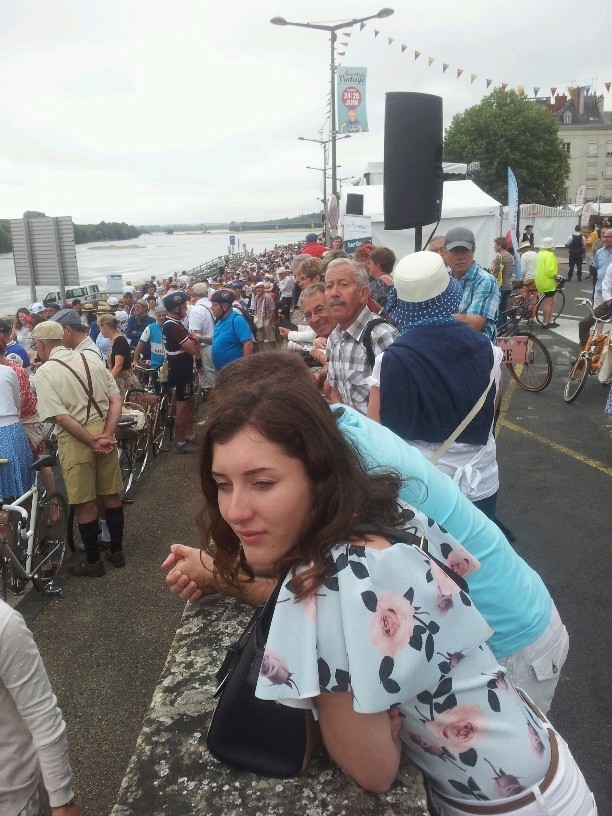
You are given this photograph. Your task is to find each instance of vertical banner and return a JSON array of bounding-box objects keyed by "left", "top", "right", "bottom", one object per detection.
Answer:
[
  {"left": 507, "top": 167, "right": 521, "bottom": 279},
  {"left": 337, "top": 67, "right": 368, "bottom": 134}
]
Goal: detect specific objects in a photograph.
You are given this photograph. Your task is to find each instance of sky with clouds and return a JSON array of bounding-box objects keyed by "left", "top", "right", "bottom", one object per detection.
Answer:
[{"left": 1, "top": 0, "right": 609, "bottom": 225}]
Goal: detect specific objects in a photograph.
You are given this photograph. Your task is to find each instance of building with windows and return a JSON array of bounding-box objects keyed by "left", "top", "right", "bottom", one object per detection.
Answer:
[{"left": 533, "top": 87, "right": 612, "bottom": 205}]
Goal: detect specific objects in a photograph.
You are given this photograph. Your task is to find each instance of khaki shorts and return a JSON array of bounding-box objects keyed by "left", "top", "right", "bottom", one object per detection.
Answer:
[
  {"left": 257, "top": 320, "right": 276, "bottom": 343},
  {"left": 58, "top": 418, "right": 123, "bottom": 505}
]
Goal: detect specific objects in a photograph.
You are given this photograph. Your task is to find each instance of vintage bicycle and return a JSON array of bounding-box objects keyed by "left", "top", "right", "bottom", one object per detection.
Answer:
[
  {"left": 563, "top": 298, "right": 611, "bottom": 403},
  {"left": 0, "top": 454, "right": 68, "bottom": 601},
  {"left": 505, "top": 277, "right": 566, "bottom": 326}
]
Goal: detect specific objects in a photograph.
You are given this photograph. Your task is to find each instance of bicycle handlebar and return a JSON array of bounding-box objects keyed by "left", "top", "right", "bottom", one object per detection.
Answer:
[
  {"left": 1, "top": 503, "right": 28, "bottom": 520},
  {"left": 575, "top": 297, "right": 612, "bottom": 322}
]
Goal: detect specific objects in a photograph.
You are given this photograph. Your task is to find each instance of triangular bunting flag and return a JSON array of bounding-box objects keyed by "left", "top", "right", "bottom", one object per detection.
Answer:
[
  {"left": 337, "top": 52, "right": 345, "bottom": 56},
  {"left": 486, "top": 79, "right": 492, "bottom": 88},
  {"left": 442, "top": 63, "right": 449, "bottom": 73},
  {"left": 360, "top": 22, "right": 366, "bottom": 31},
  {"left": 342, "top": 32, "right": 352, "bottom": 37},
  {"left": 428, "top": 56, "right": 435, "bottom": 66},
  {"left": 584, "top": 85, "right": 590, "bottom": 94},
  {"left": 501, "top": 83, "right": 508, "bottom": 92},
  {"left": 374, "top": 29, "right": 379, "bottom": 37},
  {"left": 470, "top": 74, "right": 477, "bottom": 84},
  {"left": 551, "top": 87, "right": 557, "bottom": 97},
  {"left": 340, "top": 42, "right": 348, "bottom": 47},
  {"left": 517, "top": 85, "right": 524, "bottom": 95},
  {"left": 388, "top": 37, "right": 394, "bottom": 45},
  {"left": 457, "top": 69, "right": 463, "bottom": 79},
  {"left": 533, "top": 86, "right": 540, "bottom": 97},
  {"left": 401, "top": 44, "right": 407, "bottom": 53},
  {"left": 567, "top": 86, "right": 576, "bottom": 96},
  {"left": 606, "top": 82, "right": 611, "bottom": 93},
  {"left": 414, "top": 50, "right": 421, "bottom": 60}
]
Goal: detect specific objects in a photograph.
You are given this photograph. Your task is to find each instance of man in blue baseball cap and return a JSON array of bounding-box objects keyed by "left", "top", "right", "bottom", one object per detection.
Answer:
[{"left": 302, "top": 232, "right": 326, "bottom": 258}]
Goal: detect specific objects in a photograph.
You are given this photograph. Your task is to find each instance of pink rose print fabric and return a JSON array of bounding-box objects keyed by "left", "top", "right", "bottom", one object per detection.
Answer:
[{"left": 255, "top": 517, "right": 552, "bottom": 802}]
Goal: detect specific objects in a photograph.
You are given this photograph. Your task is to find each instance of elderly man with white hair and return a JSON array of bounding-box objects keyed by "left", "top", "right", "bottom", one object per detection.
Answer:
[{"left": 188, "top": 281, "right": 216, "bottom": 397}]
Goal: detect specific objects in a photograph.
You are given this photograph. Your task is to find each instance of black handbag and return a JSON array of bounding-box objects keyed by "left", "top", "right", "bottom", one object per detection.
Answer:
[{"left": 206, "top": 580, "right": 318, "bottom": 778}]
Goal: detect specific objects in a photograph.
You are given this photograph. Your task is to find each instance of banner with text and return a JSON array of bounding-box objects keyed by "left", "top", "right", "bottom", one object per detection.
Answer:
[
  {"left": 343, "top": 215, "right": 372, "bottom": 253},
  {"left": 337, "top": 67, "right": 368, "bottom": 134},
  {"left": 507, "top": 167, "right": 521, "bottom": 279}
]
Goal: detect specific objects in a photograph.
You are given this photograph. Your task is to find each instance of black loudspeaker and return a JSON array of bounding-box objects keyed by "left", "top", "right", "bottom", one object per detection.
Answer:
[
  {"left": 345, "top": 193, "right": 364, "bottom": 216},
  {"left": 383, "top": 92, "right": 443, "bottom": 230}
]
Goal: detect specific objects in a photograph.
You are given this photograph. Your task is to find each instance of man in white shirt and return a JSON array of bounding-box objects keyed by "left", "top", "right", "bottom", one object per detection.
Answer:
[
  {"left": 188, "top": 282, "right": 216, "bottom": 396},
  {"left": 277, "top": 268, "right": 295, "bottom": 322},
  {"left": 518, "top": 240, "right": 537, "bottom": 281}
]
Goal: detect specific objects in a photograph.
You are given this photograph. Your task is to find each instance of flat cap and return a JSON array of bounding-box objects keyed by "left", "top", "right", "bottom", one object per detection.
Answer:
[{"left": 29, "top": 321, "right": 65, "bottom": 341}]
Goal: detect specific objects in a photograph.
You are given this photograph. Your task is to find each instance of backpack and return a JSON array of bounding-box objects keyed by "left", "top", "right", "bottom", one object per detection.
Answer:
[
  {"left": 361, "top": 317, "right": 389, "bottom": 370},
  {"left": 567, "top": 233, "right": 584, "bottom": 252}
]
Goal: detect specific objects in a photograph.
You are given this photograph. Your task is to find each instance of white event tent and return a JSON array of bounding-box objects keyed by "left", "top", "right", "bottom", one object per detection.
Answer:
[{"left": 341, "top": 180, "right": 502, "bottom": 268}]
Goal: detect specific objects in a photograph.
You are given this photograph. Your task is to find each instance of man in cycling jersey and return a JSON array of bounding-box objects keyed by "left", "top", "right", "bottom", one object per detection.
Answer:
[
  {"left": 161, "top": 292, "right": 200, "bottom": 454},
  {"left": 133, "top": 304, "right": 167, "bottom": 391}
]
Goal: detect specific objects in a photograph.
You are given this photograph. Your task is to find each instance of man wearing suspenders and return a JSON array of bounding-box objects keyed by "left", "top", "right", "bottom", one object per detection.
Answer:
[{"left": 29, "top": 321, "right": 126, "bottom": 577}]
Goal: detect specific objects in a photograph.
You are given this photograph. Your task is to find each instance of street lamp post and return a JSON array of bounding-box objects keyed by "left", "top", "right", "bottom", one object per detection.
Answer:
[
  {"left": 299, "top": 135, "right": 349, "bottom": 244},
  {"left": 271, "top": 8, "right": 394, "bottom": 202}
]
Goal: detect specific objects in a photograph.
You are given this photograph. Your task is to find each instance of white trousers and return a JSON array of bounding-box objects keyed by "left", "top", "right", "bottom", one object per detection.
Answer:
[
  {"left": 498, "top": 604, "right": 569, "bottom": 715},
  {"left": 431, "top": 729, "right": 597, "bottom": 816}
]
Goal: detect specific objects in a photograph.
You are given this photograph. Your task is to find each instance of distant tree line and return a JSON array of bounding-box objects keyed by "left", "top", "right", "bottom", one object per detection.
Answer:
[{"left": 0, "top": 211, "right": 142, "bottom": 254}]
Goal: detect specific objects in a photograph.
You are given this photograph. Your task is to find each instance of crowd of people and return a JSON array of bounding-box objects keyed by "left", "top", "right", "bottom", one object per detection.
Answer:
[{"left": 1, "top": 227, "right": 606, "bottom": 815}]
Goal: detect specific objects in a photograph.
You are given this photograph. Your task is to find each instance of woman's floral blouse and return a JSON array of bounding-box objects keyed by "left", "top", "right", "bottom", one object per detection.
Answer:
[{"left": 255, "top": 508, "right": 551, "bottom": 802}]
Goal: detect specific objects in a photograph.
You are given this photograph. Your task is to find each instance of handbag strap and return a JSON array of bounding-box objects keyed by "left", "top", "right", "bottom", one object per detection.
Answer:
[{"left": 430, "top": 364, "right": 496, "bottom": 464}]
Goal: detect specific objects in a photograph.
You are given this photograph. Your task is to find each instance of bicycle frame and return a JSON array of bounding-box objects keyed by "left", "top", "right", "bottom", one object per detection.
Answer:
[{"left": 1, "top": 478, "right": 40, "bottom": 576}]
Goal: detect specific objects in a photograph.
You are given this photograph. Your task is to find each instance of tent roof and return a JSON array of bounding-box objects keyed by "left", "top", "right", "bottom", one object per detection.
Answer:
[{"left": 348, "top": 180, "right": 501, "bottom": 221}]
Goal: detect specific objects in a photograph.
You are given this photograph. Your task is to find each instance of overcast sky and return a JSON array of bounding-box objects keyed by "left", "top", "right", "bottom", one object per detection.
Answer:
[{"left": 2, "top": 0, "right": 610, "bottom": 225}]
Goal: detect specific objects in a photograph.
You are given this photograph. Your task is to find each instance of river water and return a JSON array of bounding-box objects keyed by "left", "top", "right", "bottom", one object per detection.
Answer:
[{"left": 0, "top": 229, "right": 307, "bottom": 315}]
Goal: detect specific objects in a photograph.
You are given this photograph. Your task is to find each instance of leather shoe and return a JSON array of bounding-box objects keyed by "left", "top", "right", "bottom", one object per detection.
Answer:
[
  {"left": 105, "top": 550, "right": 126, "bottom": 568},
  {"left": 68, "top": 558, "right": 105, "bottom": 577}
]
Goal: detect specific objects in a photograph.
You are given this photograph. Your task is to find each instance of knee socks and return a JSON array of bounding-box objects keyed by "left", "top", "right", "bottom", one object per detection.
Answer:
[
  {"left": 78, "top": 520, "right": 101, "bottom": 564},
  {"left": 104, "top": 505, "right": 124, "bottom": 554}
]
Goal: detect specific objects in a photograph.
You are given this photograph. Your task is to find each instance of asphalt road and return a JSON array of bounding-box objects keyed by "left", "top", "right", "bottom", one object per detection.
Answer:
[{"left": 12, "top": 293, "right": 612, "bottom": 814}]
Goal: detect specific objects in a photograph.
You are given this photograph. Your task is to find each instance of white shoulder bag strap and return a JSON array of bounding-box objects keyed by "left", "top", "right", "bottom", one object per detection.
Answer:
[{"left": 430, "top": 366, "right": 496, "bottom": 465}]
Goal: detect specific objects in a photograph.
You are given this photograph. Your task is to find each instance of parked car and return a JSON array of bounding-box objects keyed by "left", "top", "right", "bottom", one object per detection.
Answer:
[{"left": 43, "top": 284, "right": 108, "bottom": 304}]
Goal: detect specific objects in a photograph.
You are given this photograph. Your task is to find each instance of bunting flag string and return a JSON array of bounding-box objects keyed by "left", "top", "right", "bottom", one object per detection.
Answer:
[{"left": 347, "top": 22, "right": 611, "bottom": 97}]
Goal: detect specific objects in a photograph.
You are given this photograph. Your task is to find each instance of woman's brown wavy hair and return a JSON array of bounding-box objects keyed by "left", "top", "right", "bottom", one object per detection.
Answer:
[{"left": 199, "top": 353, "right": 404, "bottom": 599}]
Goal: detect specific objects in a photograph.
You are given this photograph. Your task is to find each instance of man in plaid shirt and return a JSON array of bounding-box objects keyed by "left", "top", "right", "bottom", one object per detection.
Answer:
[
  {"left": 445, "top": 227, "right": 500, "bottom": 343},
  {"left": 325, "top": 259, "right": 397, "bottom": 414}
]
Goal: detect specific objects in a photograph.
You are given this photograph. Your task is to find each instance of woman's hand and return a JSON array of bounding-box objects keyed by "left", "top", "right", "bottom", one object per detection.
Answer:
[{"left": 162, "top": 544, "right": 217, "bottom": 603}]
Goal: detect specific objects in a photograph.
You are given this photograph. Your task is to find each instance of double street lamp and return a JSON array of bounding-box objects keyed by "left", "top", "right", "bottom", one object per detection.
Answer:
[
  {"left": 271, "top": 8, "right": 394, "bottom": 202},
  {"left": 299, "top": 134, "right": 349, "bottom": 243}
]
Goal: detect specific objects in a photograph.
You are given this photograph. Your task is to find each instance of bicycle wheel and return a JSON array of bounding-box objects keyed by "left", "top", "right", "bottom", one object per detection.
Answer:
[
  {"left": 563, "top": 354, "right": 590, "bottom": 403},
  {"left": 507, "top": 334, "right": 553, "bottom": 392},
  {"left": 67, "top": 505, "right": 86, "bottom": 552},
  {"left": 536, "top": 290, "right": 565, "bottom": 325},
  {"left": 118, "top": 437, "right": 137, "bottom": 496},
  {"left": 152, "top": 394, "right": 168, "bottom": 456},
  {"left": 132, "top": 425, "right": 150, "bottom": 483},
  {"left": 168, "top": 391, "right": 177, "bottom": 440},
  {"left": 33, "top": 492, "right": 68, "bottom": 580}
]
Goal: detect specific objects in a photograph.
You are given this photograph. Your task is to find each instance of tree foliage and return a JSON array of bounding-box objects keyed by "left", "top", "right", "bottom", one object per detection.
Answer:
[
  {"left": 0, "top": 217, "right": 142, "bottom": 253},
  {"left": 443, "top": 90, "right": 570, "bottom": 205}
]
